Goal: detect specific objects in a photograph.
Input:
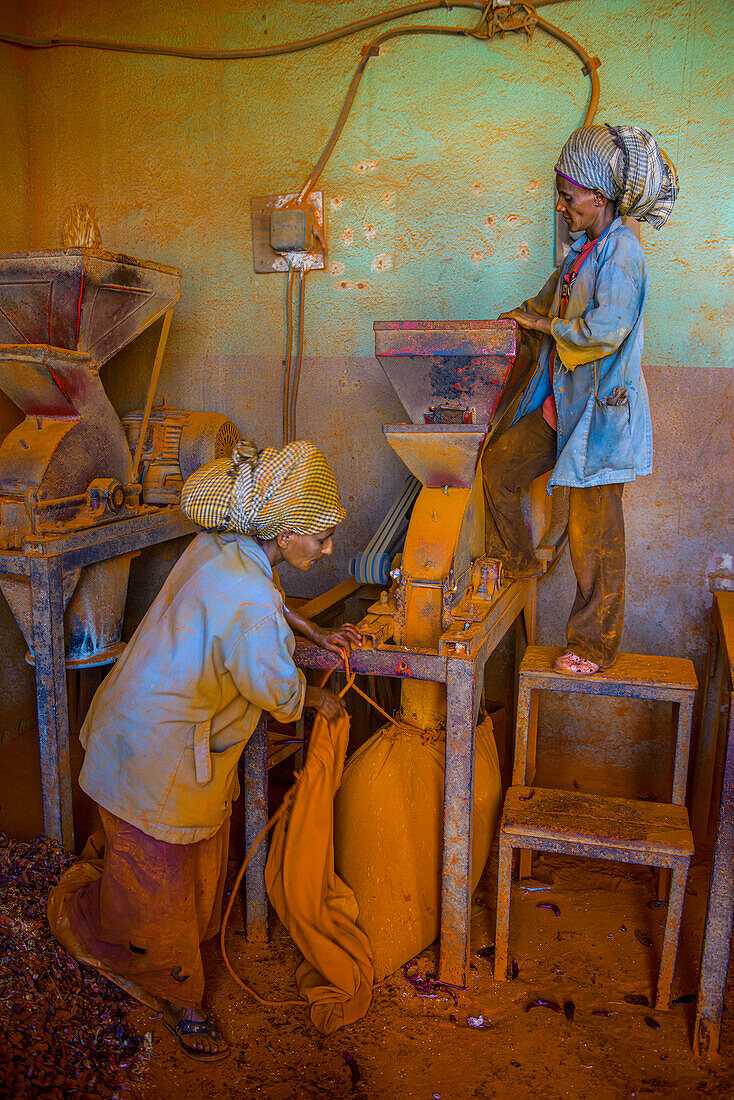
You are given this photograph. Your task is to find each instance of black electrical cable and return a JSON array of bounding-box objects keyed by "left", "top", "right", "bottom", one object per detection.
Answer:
[{"left": 0, "top": 1, "right": 576, "bottom": 61}]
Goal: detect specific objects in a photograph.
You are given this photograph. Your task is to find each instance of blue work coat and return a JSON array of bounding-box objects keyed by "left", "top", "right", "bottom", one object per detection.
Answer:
[
  {"left": 514, "top": 218, "right": 652, "bottom": 490},
  {"left": 79, "top": 533, "right": 305, "bottom": 844}
]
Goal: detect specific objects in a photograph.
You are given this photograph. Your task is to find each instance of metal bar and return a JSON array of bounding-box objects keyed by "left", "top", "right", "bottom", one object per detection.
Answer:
[
  {"left": 694, "top": 687, "right": 734, "bottom": 1057},
  {"left": 29, "top": 555, "right": 74, "bottom": 850},
  {"left": 0, "top": 550, "right": 30, "bottom": 576},
  {"left": 471, "top": 582, "right": 527, "bottom": 665},
  {"left": 131, "top": 307, "right": 174, "bottom": 482},
  {"left": 438, "top": 657, "right": 476, "bottom": 988},
  {"left": 655, "top": 863, "right": 689, "bottom": 1011},
  {"left": 242, "top": 715, "right": 269, "bottom": 943},
  {"left": 19, "top": 508, "right": 196, "bottom": 567},
  {"left": 293, "top": 638, "right": 447, "bottom": 681}
]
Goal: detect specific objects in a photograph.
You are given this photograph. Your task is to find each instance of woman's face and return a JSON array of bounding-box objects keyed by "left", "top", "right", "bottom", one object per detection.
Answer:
[
  {"left": 555, "top": 176, "right": 604, "bottom": 235},
  {"left": 278, "top": 526, "right": 335, "bottom": 571}
]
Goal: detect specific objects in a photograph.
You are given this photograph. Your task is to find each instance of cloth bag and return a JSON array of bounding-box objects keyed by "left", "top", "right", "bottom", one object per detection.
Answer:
[
  {"left": 333, "top": 716, "right": 501, "bottom": 981},
  {"left": 265, "top": 709, "right": 374, "bottom": 1035}
]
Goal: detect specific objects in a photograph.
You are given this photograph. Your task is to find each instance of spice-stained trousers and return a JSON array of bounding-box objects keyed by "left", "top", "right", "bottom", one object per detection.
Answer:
[{"left": 481, "top": 408, "right": 626, "bottom": 668}]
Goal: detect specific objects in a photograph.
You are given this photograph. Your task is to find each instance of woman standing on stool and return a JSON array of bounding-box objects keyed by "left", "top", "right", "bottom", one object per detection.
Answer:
[{"left": 482, "top": 125, "right": 678, "bottom": 676}]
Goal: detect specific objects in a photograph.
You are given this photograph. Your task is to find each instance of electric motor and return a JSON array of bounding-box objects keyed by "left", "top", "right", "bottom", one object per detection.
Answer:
[{"left": 122, "top": 400, "right": 240, "bottom": 504}]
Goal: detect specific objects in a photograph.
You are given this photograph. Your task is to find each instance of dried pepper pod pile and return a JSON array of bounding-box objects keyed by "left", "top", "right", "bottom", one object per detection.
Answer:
[{"left": 0, "top": 832, "right": 146, "bottom": 1098}]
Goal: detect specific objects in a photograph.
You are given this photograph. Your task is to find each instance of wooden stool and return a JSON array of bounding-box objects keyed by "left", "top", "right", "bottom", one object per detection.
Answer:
[
  {"left": 513, "top": 646, "right": 697, "bottom": 877},
  {"left": 495, "top": 786, "right": 694, "bottom": 1008},
  {"left": 495, "top": 645, "right": 697, "bottom": 1009}
]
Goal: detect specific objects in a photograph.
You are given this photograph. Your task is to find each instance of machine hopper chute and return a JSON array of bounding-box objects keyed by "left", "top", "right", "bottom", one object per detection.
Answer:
[{"left": 0, "top": 247, "right": 182, "bottom": 666}]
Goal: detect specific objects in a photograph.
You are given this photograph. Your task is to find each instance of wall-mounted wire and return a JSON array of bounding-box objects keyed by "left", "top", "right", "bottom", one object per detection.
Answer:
[
  {"left": 283, "top": 262, "right": 307, "bottom": 446},
  {"left": 0, "top": 2, "right": 577, "bottom": 60},
  {"left": 283, "top": 262, "right": 295, "bottom": 445},
  {"left": 297, "top": 13, "right": 599, "bottom": 203}
]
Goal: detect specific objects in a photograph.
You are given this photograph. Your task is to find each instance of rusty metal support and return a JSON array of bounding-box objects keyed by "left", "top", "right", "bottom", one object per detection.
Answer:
[
  {"left": 693, "top": 592, "right": 734, "bottom": 1058},
  {"left": 242, "top": 714, "right": 269, "bottom": 943},
  {"left": 0, "top": 507, "right": 197, "bottom": 850},
  {"left": 438, "top": 657, "right": 478, "bottom": 988},
  {"left": 29, "top": 554, "right": 74, "bottom": 851},
  {"left": 293, "top": 575, "right": 534, "bottom": 987}
]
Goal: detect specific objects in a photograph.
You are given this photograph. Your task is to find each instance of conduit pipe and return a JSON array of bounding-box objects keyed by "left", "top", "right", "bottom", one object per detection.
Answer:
[
  {"left": 296, "top": 14, "right": 600, "bottom": 203},
  {"left": 0, "top": 1, "right": 578, "bottom": 60}
]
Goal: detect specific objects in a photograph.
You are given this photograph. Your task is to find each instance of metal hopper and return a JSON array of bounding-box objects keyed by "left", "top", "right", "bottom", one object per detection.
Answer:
[
  {"left": 374, "top": 319, "right": 521, "bottom": 489},
  {"left": 0, "top": 249, "right": 181, "bottom": 366},
  {"left": 0, "top": 248, "right": 181, "bottom": 666}
]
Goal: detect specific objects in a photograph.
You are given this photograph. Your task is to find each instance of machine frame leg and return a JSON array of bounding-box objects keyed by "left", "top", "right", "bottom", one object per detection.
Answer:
[
  {"left": 692, "top": 616, "right": 722, "bottom": 841},
  {"left": 494, "top": 838, "right": 514, "bottom": 981},
  {"left": 438, "top": 658, "right": 478, "bottom": 988},
  {"left": 242, "top": 714, "right": 269, "bottom": 943},
  {"left": 29, "top": 555, "right": 74, "bottom": 851},
  {"left": 694, "top": 689, "right": 734, "bottom": 1056}
]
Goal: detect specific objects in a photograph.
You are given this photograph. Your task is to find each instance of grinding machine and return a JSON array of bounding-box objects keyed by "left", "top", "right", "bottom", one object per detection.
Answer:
[
  {"left": 0, "top": 247, "right": 239, "bottom": 848},
  {"left": 288, "top": 317, "right": 567, "bottom": 988}
]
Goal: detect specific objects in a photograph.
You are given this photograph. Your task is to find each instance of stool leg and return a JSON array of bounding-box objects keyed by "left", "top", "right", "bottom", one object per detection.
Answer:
[
  {"left": 671, "top": 699, "right": 694, "bottom": 807},
  {"left": 242, "top": 715, "right": 269, "bottom": 943},
  {"left": 655, "top": 863, "right": 689, "bottom": 1011},
  {"left": 512, "top": 683, "right": 533, "bottom": 786},
  {"left": 657, "top": 867, "right": 671, "bottom": 904},
  {"left": 517, "top": 684, "right": 538, "bottom": 879},
  {"left": 494, "top": 837, "right": 513, "bottom": 982}
]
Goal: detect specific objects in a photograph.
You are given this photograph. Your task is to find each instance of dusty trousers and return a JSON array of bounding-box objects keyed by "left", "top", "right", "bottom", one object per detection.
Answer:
[{"left": 481, "top": 408, "right": 626, "bottom": 668}]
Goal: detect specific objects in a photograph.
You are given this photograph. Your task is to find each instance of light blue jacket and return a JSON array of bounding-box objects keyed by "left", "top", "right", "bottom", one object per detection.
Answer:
[
  {"left": 79, "top": 532, "right": 305, "bottom": 843},
  {"left": 514, "top": 218, "right": 652, "bottom": 490}
]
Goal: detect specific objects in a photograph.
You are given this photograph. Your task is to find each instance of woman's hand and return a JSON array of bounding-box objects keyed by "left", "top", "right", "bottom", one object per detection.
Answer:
[
  {"left": 283, "top": 604, "right": 362, "bottom": 656},
  {"left": 498, "top": 308, "right": 552, "bottom": 335},
  {"left": 310, "top": 623, "right": 362, "bottom": 657},
  {"left": 304, "top": 686, "right": 346, "bottom": 722}
]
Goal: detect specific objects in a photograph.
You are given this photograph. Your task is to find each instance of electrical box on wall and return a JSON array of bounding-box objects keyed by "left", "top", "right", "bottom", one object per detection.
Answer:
[{"left": 251, "top": 192, "right": 325, "bottom": 272}]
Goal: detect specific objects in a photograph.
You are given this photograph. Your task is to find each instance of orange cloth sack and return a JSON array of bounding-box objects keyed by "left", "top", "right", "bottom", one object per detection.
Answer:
[
  {"left": 265, "top": 708, "right": 374, "bottom": 1035},
  {"left": 333, "top": 716, "right": 501, "bottom": 981}
]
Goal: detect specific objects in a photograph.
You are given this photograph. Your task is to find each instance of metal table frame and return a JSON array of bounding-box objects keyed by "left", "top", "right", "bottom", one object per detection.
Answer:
[
  {"left": 0, "top": 507, "right": 196, "bottom": 851},
  {"left": 241, "top": 576, "right": 536, "bottom": 989},
  {"left": 692, "top": 591, "right": 734, "bottom": 1057}
]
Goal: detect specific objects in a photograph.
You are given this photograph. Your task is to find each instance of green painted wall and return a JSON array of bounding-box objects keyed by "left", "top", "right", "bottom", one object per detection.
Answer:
[{"left": 2, "top": 0, "right": 733, "bottom": 786}]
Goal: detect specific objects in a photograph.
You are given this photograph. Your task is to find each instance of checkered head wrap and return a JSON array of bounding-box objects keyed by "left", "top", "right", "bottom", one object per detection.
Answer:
[
  {"left": 555, "top": 124, "right": 679, "bottom": 227},
  {"left": 180, "top": 440, "right": 346, "bottom": 539}
]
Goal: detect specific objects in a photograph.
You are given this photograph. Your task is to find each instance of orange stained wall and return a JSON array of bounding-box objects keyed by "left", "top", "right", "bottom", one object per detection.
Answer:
[{"left": 1, "top": 0, "right": 733, "bottom": 791}]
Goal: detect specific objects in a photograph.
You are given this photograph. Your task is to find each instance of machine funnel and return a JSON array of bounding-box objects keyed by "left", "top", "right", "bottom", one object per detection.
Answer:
[
  {"left": 0, "top": 249, "right": 181, "bottom": 366},
  {"left": 0, "top": 247, "right": 182, "bottom": 667},
  {"left": 382, "top": 424, "right": 486, "bottom": 489},
  {"left": 374, "top": 319, "right": 520, "bottom": 427}
]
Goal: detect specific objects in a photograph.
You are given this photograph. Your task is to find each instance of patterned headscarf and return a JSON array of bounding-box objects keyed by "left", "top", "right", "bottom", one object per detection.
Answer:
[
  {"left": 555, "top": 124, "right": 679, "bottom": 227},
  {"left": 181, "top": 440, "right": 346, "bottom": 539}
]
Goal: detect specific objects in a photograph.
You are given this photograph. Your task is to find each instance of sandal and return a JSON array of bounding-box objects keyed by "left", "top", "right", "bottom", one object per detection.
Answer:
[
  {"left": 163, "top": 1006, "right": 230, "bottom": 1062},
  {"left": 553, "top": 651, "right": 601, "bottom": 677}
]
